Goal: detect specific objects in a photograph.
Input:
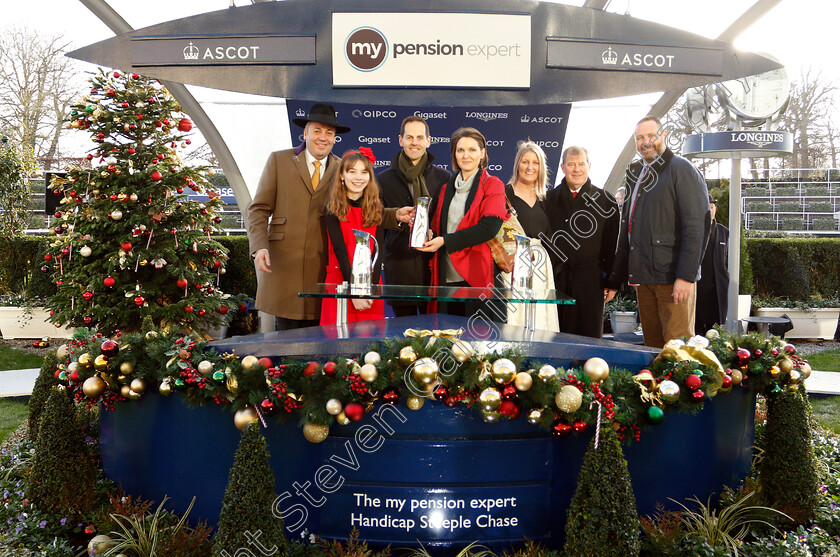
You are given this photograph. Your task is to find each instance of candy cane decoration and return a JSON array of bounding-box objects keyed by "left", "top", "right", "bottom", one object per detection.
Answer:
[{"left": 589, "top": 400, "right": 603, "bottom": 449}]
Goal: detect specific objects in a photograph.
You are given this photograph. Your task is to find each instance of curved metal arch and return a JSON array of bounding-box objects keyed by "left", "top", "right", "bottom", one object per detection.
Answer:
[{"left": 78, "top": 0, "right": 253, "bottom": 221}]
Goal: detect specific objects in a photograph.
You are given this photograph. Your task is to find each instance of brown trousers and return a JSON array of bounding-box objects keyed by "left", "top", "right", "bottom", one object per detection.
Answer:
[{"left": 635, "top": 283, "right": 696, "bottom": 348}]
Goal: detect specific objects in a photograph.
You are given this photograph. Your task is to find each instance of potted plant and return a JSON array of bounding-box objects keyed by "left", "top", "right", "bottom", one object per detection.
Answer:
[
  {"left": 753, "top": 296, "right": 840, "bottom": 340},
  {"left": 0, "top": 294, "right": 72, "bottom": 339},
  {"left": 605, "top": 294, "right": 637, "bottom": 334}
]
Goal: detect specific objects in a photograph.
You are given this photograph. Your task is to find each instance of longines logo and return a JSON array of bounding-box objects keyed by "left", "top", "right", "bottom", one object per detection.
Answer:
[
  {"left": 352, "top": 109, "right": 397, "bottom": 119},
  {"left": 730, "top": 131, "right": 784, "bottom": 149},
  {"left": 345, "top": 27, "right": 388, "bottom": 72},
  {"left": 465, "top": 111, "right": 509, "bottom": 122}
]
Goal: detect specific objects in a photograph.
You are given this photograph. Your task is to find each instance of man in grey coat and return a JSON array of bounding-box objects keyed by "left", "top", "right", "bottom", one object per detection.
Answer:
[{"left": 610, "top": 116, "right": 710, "bottom": 348}]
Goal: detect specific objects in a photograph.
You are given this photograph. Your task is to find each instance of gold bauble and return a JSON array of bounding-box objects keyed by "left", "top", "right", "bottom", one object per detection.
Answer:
[
  {"left": 555, "top": 385, "right": 583, "bottom": 413},
  {"left": 80, "top": 245, "right": 92, "bottom": 257},
  {"left": 120, "top": 385, "right": 132, "bottom": 398},
  {"left": 94, "top": 354, "right": 109, "bottom": 372},
  {"left": 197, "top": 360, "right": 214, "bottom": 376},
  {"left": 145, "top": 331, "right": 159, "bottom": 340},
  {"left": 479, "top": 387, "right": 501, "bottom": 412},
  {"left": 514, "top": 371, "right": 533, "bottom": 391},
  {"left": 88, "top": 534, "right": 114, "bottom": 555},
  {"left": 119, "top": 361, "right": 134, "bottom": 375},
  {"left": 789, "top": 370, "right": 802, "bottom": 384},
  {"left": 769, "top": 365, "right": 781, "bottom": 379},
  {"left": 779, "top": 358, "right": 794, "bottom": 374},
  {"left": 364, "top": 351, "right": 381, "bottom": 365},
  {"left": 406, "top": 396, "right": 425, "bottom": 410},
  {"left": 399, "top": 346, "right": 418, "bottom": 366},
  {"left": 537, "top": 364, "right": 557, "bottom": 382},
  {"left": 800, "top": 362, "right": 812, "bottom": 380},
  {"left": 336, "top": 411, "right": 351, "bottom": 425},
  {"left": 127, "top": 389, "right": 142, "bottom": 400},
  {"left": 138, "top": 259, "right": 148, "bottom": 266},
  {"left": 326, "top": 398, "right": 343, "bottom": 415},
  {"left": 451, "top": 339, "right": 474, "bottom": 363},
  {"left": 412, "top": 357, "right": 439, "bottom": 386},
  {"left": 730, "top": 369, "right": 743, "bottom": 385},
  {"left": 241, "top": 355, "right": 259, "bottom": 372},
  {"left": 359, "top": 363, "right": 378, "bottom": 382},
  {"left": 67, "top": 361, "right": 78, "bottom": 374},
  {"left": 129, "top": 193, "right": 138, "bottom": 202},
  {"left": 56, "top": 344, "right": 68, "bottom": 359},
  {"left": 491, "top": 358, "right": 517, "bottom": 385},
  {"left": 130, "top": 377, "right": 147, "bottom": 393},
  {"left": 226, "top": 375, "right": 239, "bottom": 395},
  {"left": 159, "top": 380, "right": 173, "bottom": 396},
  {"left": 659, "top": 380, "right": 681, "bottom": 403},
  {"left": 705, "top": 329, "right": 720, "bottom": 339},
  {"left": 303, "top": 422, "right": 330, "bottom": 443},
  {"left": 527, "top": 408, "right": 543, "bottom": 425},
  {"left": 482, "top": 411, "right": 502, "bottom": 423},
  {"left": 78, "top": 352, "right": 92, "bottom": 369},
  {"left": 82, "top": 376, "right": 106, "bottom": 398},
  {"left": 234, "top": 407, "right": 259, "bottom": 430},
  {"left": 583, "top": 357, "right": 610, "bottom": 382}
]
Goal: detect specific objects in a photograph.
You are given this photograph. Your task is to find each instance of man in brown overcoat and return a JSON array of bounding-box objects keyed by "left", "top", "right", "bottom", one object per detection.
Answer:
[{"left": 248, "top": 104, "right": 351, "bottom": 330}]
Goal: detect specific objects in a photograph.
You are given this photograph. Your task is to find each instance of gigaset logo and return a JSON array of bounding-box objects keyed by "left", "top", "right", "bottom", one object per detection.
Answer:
[{"left": 345, "top": 27, "right": 388, "bottom": 71}]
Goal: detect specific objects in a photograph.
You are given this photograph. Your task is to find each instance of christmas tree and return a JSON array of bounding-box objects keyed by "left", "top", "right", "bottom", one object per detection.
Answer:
[{"left": 46, "top": 69, "right": 245, "bottom": 335}]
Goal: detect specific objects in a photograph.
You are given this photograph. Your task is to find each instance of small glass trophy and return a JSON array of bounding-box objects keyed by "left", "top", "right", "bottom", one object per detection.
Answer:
[{"left": 410, "top": 196, "right": 430, "bottom": 248}]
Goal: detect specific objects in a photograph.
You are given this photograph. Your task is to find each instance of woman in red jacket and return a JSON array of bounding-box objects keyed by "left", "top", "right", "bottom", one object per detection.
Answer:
[{"left": 417, "top": 127, "right": 506, "bottom": 317}]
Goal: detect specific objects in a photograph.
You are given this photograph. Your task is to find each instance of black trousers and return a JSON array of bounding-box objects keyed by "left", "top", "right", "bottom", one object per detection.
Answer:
[{"left": 275, "top": 317, "right": 319, "bottom": 331}]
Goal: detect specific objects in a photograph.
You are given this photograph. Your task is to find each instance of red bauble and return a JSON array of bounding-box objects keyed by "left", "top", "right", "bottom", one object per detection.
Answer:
[
  {"left": 685, "top": 374, "right": 702, "bottom": 390},
  {"left": 382, "top": 387, "right": 400, "bottom": 405},
  {"left": 784, "top": 344, "right": 796, "bottom": 355},
  {"left": 344, "top": 402, "right": 365, "bottom": 422},
  {"left": 198, "top": 309, "right": 206, "bottom": 316},
  {"left": 104, "top": 277, "right": 116, "bottom": 288},
  {"left": 501, "top": 384, "right": 518, "bottom": 399},
  {"left": 691, "top": 389, "right": 705, "bottom": 401},
  {"left": 69, "top": 370, "right": 80, "bottom": 382},
  {"left": 444, "top": 396, "right": 459, "bottom": 408},
  {"left": 184, "top": 305, "right": 193, "bottom": 313},
  {"left": 134, "top": 296, "right": 145, "bottom": 306},
  {"left": 82, "top": 291, "right": 94, "bottom": 301},
  {"left": 260, "top": 398, "right": 276, "bottom": 416},
  {"left": 754, "top": 349, "right": 762, "bottom": 357},
  {"left": 121, "top": 241, "right": 133, "bottom": 251},
  {"left": 83, "top": 316, "right": 92, "bottom": 324},
  {"left": 499, "top": 399, "right": 521, "bottom": 419},
  {"left": 551, "top": 419, "right": 573, "bottom": 438},
  {"left": 113, "top": 71, "right": 120, "bottom": 77},
  {"left": 323, "top": 361, "right": 337, "bottom": 376},
  {"left": 54, "top": 369, "right": 62, "bottom": 379},
  {"left": 304, "top": 361, "right": 320, "bottom": 377},
  {"left": 573, "top": 420, "right": 587, "bottom": 433},
  {"left": 177, "top": 278, "right": 188, "bottom": 288},
  {"left": 239, "top": 303, "right": 248, "bottom": 312},
  {"left": 433, "top": 384, "right": 449, "bottom": 401},
  {"left": 86, "top": 154, "right": 93, "bottom": 160},
  {"left": 107, "top": 88, "right": 115, "bottom": 96},
  {"left": 131, "top": 73, "right": 139, "bottom": 80},
  {"left": 258, "top": 357, "right": 274, "bottom": 369},
  {"left": 127, "top": 147, "right": 136, "bottom": 154},
  {"left": 721, "top": 375, "right": 733, "bottom": 389},
  {"left": 178, "top": 118, "right": 193, "bottom": 132},
  {"left": 44, "top": 254, "right": 53, "bottom": 261},
  {"left": 217, "top": 305, "right": 229, "bottom": 315},
  {"left": 151, "top": 170, "right": 163, "bottom": 181},
  {"left": 100, "top": 339, "right": 119, "bottom": 358},
  {"left": 735, "top": 348, "right": 751, "bottom": 365}
]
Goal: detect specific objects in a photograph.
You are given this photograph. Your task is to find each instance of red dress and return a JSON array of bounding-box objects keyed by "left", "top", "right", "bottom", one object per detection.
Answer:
[{"left": 320, "top": 203, "right": 385, "bottom": 325}]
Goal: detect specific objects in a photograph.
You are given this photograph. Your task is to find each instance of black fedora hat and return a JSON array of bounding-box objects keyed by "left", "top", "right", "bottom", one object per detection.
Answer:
[{"left": 292, "top": 103, "right": 351, "bottom": 134}]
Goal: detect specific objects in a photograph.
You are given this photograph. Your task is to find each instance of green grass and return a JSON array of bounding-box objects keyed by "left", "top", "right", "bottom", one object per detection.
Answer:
[
  {"left": 0, "top": 344, "right": 44, "bottom": 371},
  {"left": 0, "top": 399, "right": 28, "bottom": 444},
  {"left": 811, "top": 397, "right": 840, "bottom": 435},
  {"left": 806, "top": 349, "right": 840, "bottom": 372}
]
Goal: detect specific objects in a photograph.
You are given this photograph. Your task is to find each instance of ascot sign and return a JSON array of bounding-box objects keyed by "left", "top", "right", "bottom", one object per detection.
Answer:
[{"left": 332, "top": 13, "right": 531, "bottom": 88}]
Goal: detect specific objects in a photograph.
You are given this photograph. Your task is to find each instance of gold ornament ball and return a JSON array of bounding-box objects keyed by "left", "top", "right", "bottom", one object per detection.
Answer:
[
  {"left": 226, "top": 375, "right": 239, "bottom": 395},
  {"left": 120, "top": 385, "right": 132, "bottom": 398},
  {"left": 779, "top": 358, "right": 794, "bottom": 375},
  {"left": 583, "top": 357, "right": 610, "bottom": 382},
  {"left": 491, "top": 358, "right": 517, "bottom": 385},
  {"left": 514, "top": 371, "right": 533, "bottom": 391},
  {"left": 730, "top": 369, "right": 743, "bottom": 385},
  {"left": 197, "top": 360, "right": 214, "bottom": 376},
  {"left": 80, "top": 246, "right": 92, "bottom": 257},
  {"left": 336, "top": 411, "right": 351, "bottom": 425},
  {"left": 789, "top": 369, "right": 802, "bottom": 384},
  {"left": 769, "top": 365, "right": 781, "bottom": 379},
  {"left": 67, "top": 361, "right": 79, "bottom": 374},
  {"left": 78, "top": 352, "right": 93, "bottom": 369},
  {"left": 119, "top": 361, "right": 134, "bottom": 375},
  {"left": 482, "top": 410, "right": 502, "bottom": 423},
  {"left": 82, "top": 376, "right": 106, "bottom": 398},
  {"left": 326, "top": 398, "right": 343, "bottom": 415},
  {"left": 412, "top": 357, "right": 439, "bottom": 386},
  {"left": 129, "top": 193, "right": 139, "bottom": 202},
  {"left": 537, "top": 364, "right": 557, "bottom": 382},
  {"left": 144, "top": 331, "right": 159, "bottom": 340},
  {"left": 127, "top": 389, "right": 142, "bottom": 400},
  {"left": 479, "top": 387, "right": 502, "bottom": 412},
  {"left": 159, "top": 381, "right": 173, "bottom": 396},
  {"left": 555, "top": 385, "right": 583, "bottom": 413},
  {"left": 399, "top": 346, "right": 418, "bottom": 366},
  {"left": 88, "top": 534, "right": 114, "bottom": 555},
  {"left": 364, "top": 351, "right": 381, "bottom": 365},
  {"left": 527, "top": 408, "right": 543, "bottom": 425},
  {"left": 406, "top": 396, "right": 425, "bottom": 410},
  {"left": 56, "top": 344, "right": 68, "bottom": 359},
  {"left": 241, "top": 355, "right": 260, "bottom": 372},
  {"left": 359, "top": 363, "right": 379, "bottom": 382},
  {"left": 800, "top": 362, "right": 812, "bottom": 380},
  {"left": 130, "top": 377, "right": 147, "bottom": 394},
  {"left": 659, "top": 380, "right": 681, "bottom": 403},
  {"left": 451, "top": 339, "right": 474, "bottom": 363},
  {"left": 233, "top": 407, "right": 259, "bottom": 430},
  {"left": 94, "top": 354, "right": 109, "bottom": 372},
  {"left": 303, "top": 422, "right": 330, "bottom": 443},
  {"left": 705, "top": 329, "right": 720, "bottom": 339}
]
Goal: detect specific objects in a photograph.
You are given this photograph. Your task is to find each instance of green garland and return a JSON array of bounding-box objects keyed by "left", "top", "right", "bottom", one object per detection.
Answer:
[{"left": 51, "top": 327, "right": 811, "bottom": 442}]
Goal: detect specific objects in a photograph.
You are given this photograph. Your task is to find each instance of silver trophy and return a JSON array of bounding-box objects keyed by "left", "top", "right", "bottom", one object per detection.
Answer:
[
  {"left": 511, "top": 234, "right": 534, "bottom": 293},
  {"left": 409, "top": 196, "right": 430, "bottom": 248},
  {"left": 350, "top": 229, "right": 379, "bottom": 294}
]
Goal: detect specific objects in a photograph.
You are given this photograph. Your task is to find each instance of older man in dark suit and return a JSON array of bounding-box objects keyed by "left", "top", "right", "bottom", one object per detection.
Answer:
[{"left": 248, "top": 104, "right": 350, "bottom": 330}]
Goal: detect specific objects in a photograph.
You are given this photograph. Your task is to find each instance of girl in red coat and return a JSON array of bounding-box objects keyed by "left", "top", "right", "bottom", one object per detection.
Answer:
[{"left": 320, "top": 148, "right": 386, "bottom": 325}]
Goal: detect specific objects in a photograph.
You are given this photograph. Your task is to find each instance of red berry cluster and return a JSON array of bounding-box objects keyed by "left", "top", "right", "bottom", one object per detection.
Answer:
[
  {"left": 564, "top": 372, "right": 586, "bottom": 389},
  {"left": 178, "top": 368, "right": 206, "bottom": 389},
  {"left": 282, "top": 395, "right": 301, "bottom": 413},
  {"left": 590, "top": 382, "right": 616, "bottom": 421},
  {"left": 266, "top": 365, "right": 286, "bottom": 379},
  {"left": 616, "top": 423, "right": 641, "bottom": 442},
  {"left": 347, "top": 373, "right": 368, "bottom": 395},
  {"left": 212, "top": 393, "right": 230, "bottom": 405},
  {"left": 269, "top": 381, "right": 288, "bottom": 397}
]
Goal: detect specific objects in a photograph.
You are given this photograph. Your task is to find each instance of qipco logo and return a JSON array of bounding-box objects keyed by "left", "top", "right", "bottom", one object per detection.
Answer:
[{"left": 345, "top": 27, "right": 388, "bottom": 72}]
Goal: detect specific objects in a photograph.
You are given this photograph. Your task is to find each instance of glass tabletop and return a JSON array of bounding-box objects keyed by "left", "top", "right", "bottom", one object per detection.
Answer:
[{"left": 298, "top": 283, "right": 575, "bottom": 304}]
